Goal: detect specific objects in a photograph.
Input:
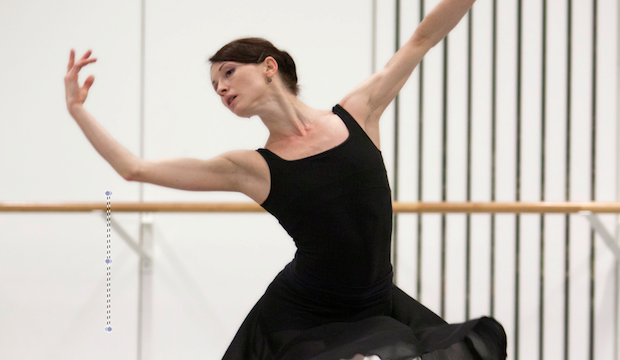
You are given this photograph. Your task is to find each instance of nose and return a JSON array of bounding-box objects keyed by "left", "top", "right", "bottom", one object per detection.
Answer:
[{"left": 216, "top": 82, "right": 228, "bottom": 96}]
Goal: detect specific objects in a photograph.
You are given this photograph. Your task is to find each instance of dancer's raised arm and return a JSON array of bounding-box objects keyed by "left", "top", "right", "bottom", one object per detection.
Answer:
[
  {"left": 65, "top": 49, "right": 139, "bottom": 179},
  {"left": 64, "top": 50, "right": 269, "bottom": 202},
  {"left": 341, "top": 0, "right": 475, "bottom": 127}
]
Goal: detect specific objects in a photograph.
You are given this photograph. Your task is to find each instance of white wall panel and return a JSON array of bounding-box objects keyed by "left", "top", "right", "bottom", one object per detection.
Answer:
[
  {"left": 468, "top": 0, "right": 494, "bottom": 324},
  {"left": 443, "top": 3, "right": 470, "bottom": 324},
  {"left": 0, "top": 213, "right": 140, "bottom": 360},
  {"left": 0, "top": 0, "right": 142, "bottom": 203},
  {"left": 543, "top": 1, "right": 570, "bottom": 357},
  {"left": 568, "top": 0, "right": 595, "bottom": 358},
  {"left": 594, "top": 0, "right": 620, "bottom": 358},
  {"left": 518, "top": 0, "right": 544, "bottom": 357},
  {"left": 494, "top": 0, "right": 519, "bottom": 357},
  {"left": 0, "top": 0, "right": 141, "bottom": 358},
  {"left": 393, "top": 0, "right": 422, "bottom": 296}
]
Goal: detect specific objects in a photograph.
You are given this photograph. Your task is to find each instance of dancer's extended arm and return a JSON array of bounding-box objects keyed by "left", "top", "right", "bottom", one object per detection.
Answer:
[
  {"left": 341, "top": 0, "right": 475, "bottom": 127},
  {"left": 64, "top": 50, "right": 268, "bottom": 201}
]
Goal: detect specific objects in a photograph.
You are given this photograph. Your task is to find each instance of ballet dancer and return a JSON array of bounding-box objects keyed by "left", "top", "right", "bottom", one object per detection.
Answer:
[{"left": 65, "top": 0, "right": 506, "bottom": 358}]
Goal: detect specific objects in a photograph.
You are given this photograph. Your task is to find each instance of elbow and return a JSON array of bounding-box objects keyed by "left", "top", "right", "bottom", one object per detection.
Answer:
[
  {"left": 122, "top": 165, "right": 140, "bottom": 182},
  {"left": 121, "top": 171, "right": 134, "bottom": 182},
  {"left": 123, "top": 158, "right": 145, "bottom": 182}
]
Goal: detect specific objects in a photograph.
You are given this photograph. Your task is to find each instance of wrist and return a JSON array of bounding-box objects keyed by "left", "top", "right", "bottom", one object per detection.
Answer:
[{"left": 67, "top": 103, "right": 85, "bottom": 116}]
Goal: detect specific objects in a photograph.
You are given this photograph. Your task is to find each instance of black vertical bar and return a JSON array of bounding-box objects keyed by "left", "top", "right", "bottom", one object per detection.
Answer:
[
  {"left": 490, "top": 0, "right": 498, "bottom": 318},
  {"left": 589, "top": 1, "right": 597, "bottom": 359},
  {"left": 417, "top": 0, "right": 425, "bottom": 302},
  {"left": 516, "top": 0, "right": 523, "bottom": 358},
  {"left": 540, "top": 0, "right": 548, "bottom": 359},
  {"left": 440, "top": 35, "right": 449, "bottom": 319},
  {"left": 565, "top": 1, "right": 572, "bottom": 359},
  {"left": 393, "top": 0, "right": 401, "bottom": 283},
  {"left": 616, "top": 2, "right": 620, "bottom": 349},
  {"left": 465, "top": 8, "right": 474, "bottom": 321}
]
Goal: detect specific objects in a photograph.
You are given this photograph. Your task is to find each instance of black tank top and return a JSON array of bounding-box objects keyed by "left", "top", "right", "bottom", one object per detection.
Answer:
[{"left": 257, "top": 105, "right": 393, "bottom": 288}]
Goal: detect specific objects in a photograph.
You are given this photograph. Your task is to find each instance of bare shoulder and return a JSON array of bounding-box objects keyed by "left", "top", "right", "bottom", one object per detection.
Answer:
[
  {"left": 339, "top": 82, "right": 374, "bottom": 127},
  {"left": 222, "top": 149, "right": 269, "bottom": 177},
  {"left": 338, "top": 86, "right": 383, "bottom": 149},
  {"left": 222, "top": 149, "right": 271, "bottom": 204}
]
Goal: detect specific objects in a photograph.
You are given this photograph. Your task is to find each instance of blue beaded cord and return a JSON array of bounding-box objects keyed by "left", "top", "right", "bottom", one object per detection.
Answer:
[{"left": 105, "top": 191, "right": 113, "bottom": 332}]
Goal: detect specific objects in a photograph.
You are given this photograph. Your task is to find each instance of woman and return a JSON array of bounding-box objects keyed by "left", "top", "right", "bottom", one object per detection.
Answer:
[{"left": 65, "top": 0, "right": 506, "bottom": 359}]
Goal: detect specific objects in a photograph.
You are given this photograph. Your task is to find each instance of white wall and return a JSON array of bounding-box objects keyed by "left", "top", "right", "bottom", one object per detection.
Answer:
[
  {"left": 0, "top": 0, "right": 618, "bottom": 359},
  {"left": 0, "top": 0, "right": 373, "bottom": 359}
]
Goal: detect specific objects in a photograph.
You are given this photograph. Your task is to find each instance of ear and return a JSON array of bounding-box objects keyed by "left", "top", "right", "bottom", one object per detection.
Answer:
[{"left": 263, "top": 56, "right": 278, "bottom": 78}]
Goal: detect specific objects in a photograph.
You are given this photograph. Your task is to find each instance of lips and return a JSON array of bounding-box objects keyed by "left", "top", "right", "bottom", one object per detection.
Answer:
[{"left": 227, "top": 95, "right": 237, "bottom": 107}]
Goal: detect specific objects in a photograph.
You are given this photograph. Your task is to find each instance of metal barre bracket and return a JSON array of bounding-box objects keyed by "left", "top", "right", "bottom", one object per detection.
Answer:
[
  {"left": 579, "top": 211, "right": 620, "bottom": 261},
  {"left": 96, "top": 211, "right": 153, "bottom": 262}
]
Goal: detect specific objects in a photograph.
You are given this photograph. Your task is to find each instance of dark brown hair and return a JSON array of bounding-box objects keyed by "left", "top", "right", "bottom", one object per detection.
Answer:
[{"left": 209, "top": 37, "right": 299, "bottom": 96}]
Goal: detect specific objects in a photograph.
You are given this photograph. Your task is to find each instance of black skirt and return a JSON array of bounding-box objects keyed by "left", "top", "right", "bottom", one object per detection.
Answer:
[{"left": 222, "top": 263, "right": 507, "bottom": 360}]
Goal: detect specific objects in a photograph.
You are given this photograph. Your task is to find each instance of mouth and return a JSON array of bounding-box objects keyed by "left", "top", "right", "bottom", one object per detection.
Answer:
[{"left": 227, "top": 96, "right": 237, "bottom": 106}]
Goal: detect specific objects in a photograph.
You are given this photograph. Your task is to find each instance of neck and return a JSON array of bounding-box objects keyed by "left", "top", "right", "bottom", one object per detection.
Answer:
[{"left": 256, "top": 92, "right": 321, "bottom": 143}]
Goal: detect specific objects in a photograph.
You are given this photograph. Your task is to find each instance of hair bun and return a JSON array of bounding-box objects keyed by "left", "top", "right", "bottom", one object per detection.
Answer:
[{"left": 279, "top": 51, "right": 298, "bottom": 83}]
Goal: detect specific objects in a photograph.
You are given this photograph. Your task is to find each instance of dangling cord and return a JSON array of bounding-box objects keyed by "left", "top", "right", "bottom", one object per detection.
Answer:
[{"left": 104, "top": 191, "right": 113, "bottom": 333}]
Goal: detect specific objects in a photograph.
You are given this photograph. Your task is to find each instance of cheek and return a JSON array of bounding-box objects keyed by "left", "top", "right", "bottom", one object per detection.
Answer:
[{"left": 242, "top": 76, "right": 267, "bottom": 97}]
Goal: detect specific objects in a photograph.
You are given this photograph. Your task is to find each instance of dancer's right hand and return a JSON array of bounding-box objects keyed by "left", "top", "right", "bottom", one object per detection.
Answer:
[{"left": 64, "top": 49, "right": 98, "bottom": 112}]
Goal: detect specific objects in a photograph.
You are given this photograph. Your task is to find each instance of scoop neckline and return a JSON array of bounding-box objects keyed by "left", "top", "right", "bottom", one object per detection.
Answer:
[{"left": 259, "top": 110, "right": 351, "bottom": 162}]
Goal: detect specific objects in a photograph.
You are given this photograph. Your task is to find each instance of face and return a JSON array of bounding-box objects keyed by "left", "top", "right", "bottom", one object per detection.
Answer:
[{"left": 210, "top": 61, "right": 265, "bottom": 117}]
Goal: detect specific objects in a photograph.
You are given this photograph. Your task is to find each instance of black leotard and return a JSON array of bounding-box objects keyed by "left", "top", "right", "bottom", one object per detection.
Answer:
[
  {"left": 222, "top": 105, "right": 507, "bottom": 360},
  {"left": 258, "top": 104, "right": 392, "bottom": 288}
]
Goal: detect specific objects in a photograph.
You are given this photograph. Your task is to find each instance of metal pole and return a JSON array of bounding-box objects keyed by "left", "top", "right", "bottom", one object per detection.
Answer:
[
  {"left": 615, "top": 1, "right": 620, "bottom": 355},
  {"left": 138, "top": 213, "right": 154, "bottom": 360},
  {"left": 137, "top": 0, "right": 147, "bottom": 358}
]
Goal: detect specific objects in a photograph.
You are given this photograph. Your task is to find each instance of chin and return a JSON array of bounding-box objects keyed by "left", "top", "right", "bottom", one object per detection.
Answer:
[{"left": 231, "top": 106, "right": 254, "bottom": 119}]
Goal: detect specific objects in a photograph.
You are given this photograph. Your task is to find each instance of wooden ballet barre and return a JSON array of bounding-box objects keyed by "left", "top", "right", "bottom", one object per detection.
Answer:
[{"left": 2, "top": 202, "right": 620, "bottom": 213}]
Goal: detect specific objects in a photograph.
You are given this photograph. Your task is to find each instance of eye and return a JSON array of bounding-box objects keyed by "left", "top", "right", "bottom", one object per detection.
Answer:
[{"left": 225, "top": 68, "right": 235, "bottom": 77}]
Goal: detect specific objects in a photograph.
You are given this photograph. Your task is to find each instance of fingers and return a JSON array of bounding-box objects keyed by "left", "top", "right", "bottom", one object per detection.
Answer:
[
  {"left": 67, "top": 49, "right": 75, "bottom": 72},
  {"left": 83, "top": 75, "right": 95, "bottom": 91},
  {"left": 80, "top": 49, "right": 92, "bottom": 61},
  {"left": 74, "top": 56, "right": 97, "bottom": 71},
  {"left": 66, "top": 49, "right": 97, "bottom": 77}
]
